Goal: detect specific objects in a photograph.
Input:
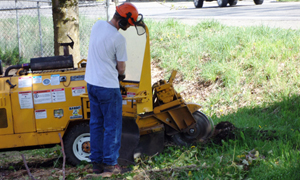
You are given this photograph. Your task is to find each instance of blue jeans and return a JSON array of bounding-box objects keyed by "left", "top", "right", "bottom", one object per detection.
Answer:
[{"left": 87, "top": 83, "right": 122, "bottom": 165}]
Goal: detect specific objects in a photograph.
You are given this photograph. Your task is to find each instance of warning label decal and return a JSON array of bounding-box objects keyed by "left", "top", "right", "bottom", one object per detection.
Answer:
[
  {"left": 35, "top": 109, "right": 47, "bottom": 119},
  {"left": 51, "top": 74, "right": 60, "bottom": 85},
  {"left": 18, "top": 77, "right": 32, "bottom": 88},
  {"left": 72, "top": 86, "right": 86, "bottom": 96},
  {"left": 51, "top": 88, "right": 66, "bottom": 102},
  {"left": 33, "top": 90, "right": 52, "bottom": 104},
  {"left": 127, "top": 92, "right": 136, "bottom": 104},
  {"left": 122, "top": 95, "right": 127, "bottom": 105},
  {"left": 18, "top": 91, "right": 33, "bottom": 109},
  {"left": 127, "top": 92, "right": 136, "bottom": 97},
  {"left": 33, "top": 76, "right": 42, "bottom": 84}
]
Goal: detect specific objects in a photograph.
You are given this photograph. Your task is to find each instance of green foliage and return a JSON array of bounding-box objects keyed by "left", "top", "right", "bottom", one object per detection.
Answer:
[
  {"left": 0, "top": 47, "right": 25, "bottom": 65},
  {"left": 26, "top": 145, "right": 61, "bottom": 159},
  {"left": 147, "top": 19, "right": 300, "bottom": 118}
]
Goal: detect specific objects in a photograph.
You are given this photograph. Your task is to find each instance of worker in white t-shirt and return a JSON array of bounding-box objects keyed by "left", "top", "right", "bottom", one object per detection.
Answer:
[{"left": 85, "top": 2, "right": 140, "bottom": 175}]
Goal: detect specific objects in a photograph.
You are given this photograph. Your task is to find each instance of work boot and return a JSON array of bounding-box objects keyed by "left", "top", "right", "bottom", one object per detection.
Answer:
[
  {"left": 103, "top": 164, "right": 131, "bottom": 174},
  {"left": 92, "top": 162, "right": 104, "bottom": 174}
]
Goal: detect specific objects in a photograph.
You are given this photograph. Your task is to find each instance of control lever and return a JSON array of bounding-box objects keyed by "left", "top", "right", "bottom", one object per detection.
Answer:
[
  {"left": 60, "top": 35, "right": 74, "bottom": 56},
  {"left": 6, "top": 80, "right": 16, "bottom": 89}
]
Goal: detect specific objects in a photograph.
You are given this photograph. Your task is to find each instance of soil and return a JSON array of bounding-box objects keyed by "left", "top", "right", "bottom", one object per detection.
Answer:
[{"left": 151, "top": 61, "right": 218, "bottom": 106}]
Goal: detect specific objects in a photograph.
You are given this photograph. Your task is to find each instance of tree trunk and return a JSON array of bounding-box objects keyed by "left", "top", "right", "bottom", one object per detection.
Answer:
[{"left": 52, "top": 0, "right": 80, "bottom": 67}]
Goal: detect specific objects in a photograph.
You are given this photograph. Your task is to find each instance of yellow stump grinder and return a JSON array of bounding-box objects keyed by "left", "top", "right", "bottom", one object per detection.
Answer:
[{"left": 0, "top": 21, "right": 213, "bottom": 166}]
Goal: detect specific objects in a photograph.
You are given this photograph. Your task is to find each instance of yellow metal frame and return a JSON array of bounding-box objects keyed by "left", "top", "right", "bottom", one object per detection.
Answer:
[{"left": 136, "top": 26, "right": 153, "bottom": 114}]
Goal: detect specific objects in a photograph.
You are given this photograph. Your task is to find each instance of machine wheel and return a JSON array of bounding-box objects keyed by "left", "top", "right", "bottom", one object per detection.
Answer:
[
  {"left": 253, "top": 0, "right": 263, "bottom": 5},
  {"left": 64, "top": 123, "right": 91, "bottom": 166},
  {"left": 194, "top": 0, "right": 204, "bottom": 8},
  {"left": 171, "top": 111, "right": 213, "bottom": 146},
  {"left": 229, "top": 0, "right": 238, "bottom": 6},
  {"left": 217, "top": 0, "right": 228, "bottom": 7}
]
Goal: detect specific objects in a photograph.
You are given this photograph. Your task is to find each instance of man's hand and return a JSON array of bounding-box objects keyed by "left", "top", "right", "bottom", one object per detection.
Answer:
[{"left": 118, "top": 74, "right": 126, "bottom": 81}]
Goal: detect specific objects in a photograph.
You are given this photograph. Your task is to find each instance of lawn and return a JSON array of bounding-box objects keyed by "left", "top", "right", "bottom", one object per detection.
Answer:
[{"left": 1, "top": 19, "right": 300, "bottom": 179}]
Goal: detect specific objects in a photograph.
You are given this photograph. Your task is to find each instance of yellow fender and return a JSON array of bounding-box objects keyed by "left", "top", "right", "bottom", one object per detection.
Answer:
[{"left": 186, "top": 103, "right": 202, "bottom": 114}]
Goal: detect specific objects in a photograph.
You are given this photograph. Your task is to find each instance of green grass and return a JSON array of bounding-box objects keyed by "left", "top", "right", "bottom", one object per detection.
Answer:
[
  {"left": 147, "top": 19, "right": 300, "bottom": 117},
  {"left": 116, "top": 19, "right": 300, "bottom": 180},
  {"left": 120, "top": 95, "right": 300, "bottom": 179},
  {"left": 0, "top": 15, "right": 54, "bottom": 61},
  {"left": 2, "top": 17, "right": 300, "bottom": 179}
]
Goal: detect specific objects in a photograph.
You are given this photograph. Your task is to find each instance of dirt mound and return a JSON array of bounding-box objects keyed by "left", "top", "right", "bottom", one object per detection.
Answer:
[{"left": 211, "top": 121, "right": 237, "bottom": 145}]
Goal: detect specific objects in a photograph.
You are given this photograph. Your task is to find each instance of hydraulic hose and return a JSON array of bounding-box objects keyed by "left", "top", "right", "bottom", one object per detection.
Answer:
[
  {"left": 4, "top": 64, "right": 22, "bottom": 77},
  {"left": 4, "top": 63, "right": 30, "bottom": 77}
]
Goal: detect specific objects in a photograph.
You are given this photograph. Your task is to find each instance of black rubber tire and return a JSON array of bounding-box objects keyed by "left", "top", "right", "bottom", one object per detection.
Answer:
[
  {"left": 64, "top": 123, "right": 91, "bottom": 166},
  {"left": 171, "top": 111, "right": 212, "bottom": 146},
  {"left": 194, "top": 0, "right": 204, "bottom": 8},
  {"left": 254, "top": 0, "right": 263, "bottom": 5},
  {"left": 229, "top": 0, "right": 238, "bottom": 6},
  {"left": 217, "top": 0, "right": 228, "bottom": 7}
]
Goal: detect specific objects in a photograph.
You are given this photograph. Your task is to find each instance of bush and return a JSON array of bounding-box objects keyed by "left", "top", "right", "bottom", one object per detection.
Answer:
[{"left": 0, "top": 47, "right": 25, "bottom": 65}]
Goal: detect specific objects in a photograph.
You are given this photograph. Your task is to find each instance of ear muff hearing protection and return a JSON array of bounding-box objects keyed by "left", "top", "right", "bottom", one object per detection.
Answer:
[
  {"left": 118, "top": 19, "right": 128, "bottom": 30},
  {"left": 118, "top": 12, "right": 132, "bottom": 30}
]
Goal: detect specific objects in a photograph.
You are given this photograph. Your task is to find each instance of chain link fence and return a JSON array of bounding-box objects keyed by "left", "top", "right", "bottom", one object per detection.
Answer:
[{"left": 0, "top": 0, "right": 110, "bottom": 63}]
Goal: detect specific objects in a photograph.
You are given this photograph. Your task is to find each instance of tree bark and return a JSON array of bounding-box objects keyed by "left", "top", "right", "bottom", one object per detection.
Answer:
[{"left": 52, "top": 0, "right": 80, "bottom": 67}]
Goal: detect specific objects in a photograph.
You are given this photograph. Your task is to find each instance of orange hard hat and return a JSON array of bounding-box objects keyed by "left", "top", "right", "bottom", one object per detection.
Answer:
[{"left": 116, "top": 2, "right": 138, "bottom": 26}]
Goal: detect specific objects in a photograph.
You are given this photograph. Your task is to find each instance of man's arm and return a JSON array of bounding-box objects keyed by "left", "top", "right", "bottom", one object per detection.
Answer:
[{"left": 117, "top": 61, "right": 126, "bottom": 75}]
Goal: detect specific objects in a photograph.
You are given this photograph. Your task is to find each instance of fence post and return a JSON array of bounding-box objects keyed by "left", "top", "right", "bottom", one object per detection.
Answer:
[
  {"left": 15, "top": 0, "right": 21, "bottom": 62},
  {"left": 37, "top": 1, "right": 44, "bottom": 57},
  {"left": 106, "top": 0, "right": 115, "bottom": 22},
  {"left": 106, "top": 0, "right": 110, "bottom": 21}
]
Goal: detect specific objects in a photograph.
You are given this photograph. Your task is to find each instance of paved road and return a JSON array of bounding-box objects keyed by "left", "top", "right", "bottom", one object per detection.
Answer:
[
  {"left": 131, "top": 0, "right": 300, "bottom": 29},
  {"left": 1, "top": 0, "right": 299, "bottom": 29}
]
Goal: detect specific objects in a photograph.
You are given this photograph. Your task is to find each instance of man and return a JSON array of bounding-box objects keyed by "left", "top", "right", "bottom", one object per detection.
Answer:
[{"left": 84, "top": 2, "right": 139, "bottom": 174}]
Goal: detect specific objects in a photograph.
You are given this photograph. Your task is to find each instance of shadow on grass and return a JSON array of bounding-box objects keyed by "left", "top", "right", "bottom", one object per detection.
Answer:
[
  {"left": 205, "top": 94, "right": 300, "bottom": 150},
  {"left": 204, "top": 94, "right": 300, "bottom": 179},
  {"left": 212, "top": 94, "right": 300, "bottom": 135}
]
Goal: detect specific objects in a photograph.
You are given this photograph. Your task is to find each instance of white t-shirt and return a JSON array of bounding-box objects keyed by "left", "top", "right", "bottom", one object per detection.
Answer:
[{"left": 85, "top": 20, "right": 127, "bottom": 88}]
